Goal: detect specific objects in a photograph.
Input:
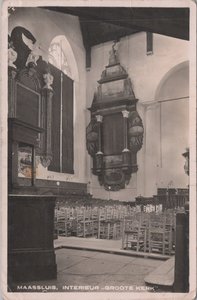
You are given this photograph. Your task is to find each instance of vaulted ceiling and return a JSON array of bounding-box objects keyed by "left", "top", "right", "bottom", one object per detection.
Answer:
[{"left": 42, "top": 7, "right": 189, "bottom": 67}]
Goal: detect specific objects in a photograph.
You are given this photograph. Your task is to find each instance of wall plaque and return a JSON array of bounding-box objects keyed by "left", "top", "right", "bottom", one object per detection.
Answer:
[{"left": 86, "top": 42, "right": 144, "bottom": 191}]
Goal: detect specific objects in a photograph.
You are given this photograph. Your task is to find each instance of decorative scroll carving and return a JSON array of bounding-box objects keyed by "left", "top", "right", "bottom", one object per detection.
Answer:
[
  {"left": 86, "top": 118, "right": 99, "bottom": 157},
  {"left": 40, "top": 155, "right": 53, "bottom": 168},
  {"left": 25, "top": 41, "right": 42, "bottom": 67},
  {"left": 26, "top": 50, "right": 40, "bottom": 67},
  {"left": 8, "top": 35, "right": 17, "bottom": 69},
  {"left": 8, "top": 45, "right": 17, "bottom": 69},
  {"left": 182, "top": 148, "right": 189, "bottom": 176},
  {"left": 10, "top": 26, "right": 37, "bottom": 69},
  {"left": 98, "top": 168, "right": 132, "bottom": 191},
  {"left": 128, "top": 111, "right": 144, "bottom": 152}
]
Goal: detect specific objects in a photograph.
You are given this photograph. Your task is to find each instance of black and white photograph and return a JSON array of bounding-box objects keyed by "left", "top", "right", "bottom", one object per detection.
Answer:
[{"left": 0, "top": 0, "right": 196, "bottom": 299}]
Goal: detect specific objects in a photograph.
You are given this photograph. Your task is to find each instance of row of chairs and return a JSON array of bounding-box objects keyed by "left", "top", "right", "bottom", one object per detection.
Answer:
[
  {"left": 55, "top": 206, "right": 176, "bottom": 255},
  {"left": 122, "top": 211, "right": 175, "bottom": 255},
  {"left": 54, "top": 205, "right": 133, "bottom": 239}
]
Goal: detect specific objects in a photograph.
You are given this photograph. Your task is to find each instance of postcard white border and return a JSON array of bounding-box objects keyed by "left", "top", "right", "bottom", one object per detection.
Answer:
[{"left": 1, "top": 1, "right": 196, "bottom": 300}]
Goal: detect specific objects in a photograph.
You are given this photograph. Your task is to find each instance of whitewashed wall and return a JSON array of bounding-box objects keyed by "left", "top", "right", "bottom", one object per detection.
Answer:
[{"left": 87, "top": 33, "right": 189, "bottom": 200}]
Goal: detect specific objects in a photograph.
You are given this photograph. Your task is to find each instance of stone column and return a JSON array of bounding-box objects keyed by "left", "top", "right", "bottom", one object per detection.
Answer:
[
  {"left": 95, "top": 114, "right": 103, "bottom": 154},
  {"left": 95, "top": 114, "right": 103, "bottom": 171},
  {"left": 122, "top": 110, "right": 130, "bottom": 166},
  {"left": 40, "top": 73, "right": 54, "bottom": 168}
]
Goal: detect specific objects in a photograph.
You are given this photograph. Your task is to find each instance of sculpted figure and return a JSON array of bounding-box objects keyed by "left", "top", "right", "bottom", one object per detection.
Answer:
[
  {"left": 109, "top": 41, "right": 119, "bottom": 65},
  {"left": 43, "top": 73, "right": 54, "bottom": 90}
]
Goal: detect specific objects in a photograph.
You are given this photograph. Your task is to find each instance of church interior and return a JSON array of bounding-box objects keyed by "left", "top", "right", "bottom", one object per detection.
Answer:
[{"left": 6, "top": 5, "right": 192, "bottom": 294}]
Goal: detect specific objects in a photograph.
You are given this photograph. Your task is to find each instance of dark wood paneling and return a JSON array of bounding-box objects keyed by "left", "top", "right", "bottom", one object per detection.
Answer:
[
  {"left": 8, "top": 195, "right": 57, "bottom": 283},
  {"left": 102, "top": 113, "right": 124, "bottom": 155},
  {"left": 16, "top": 83, "right": 40, "bottom": 127},
  {"left": 62, "top": 74, "right": 74, "bottom": 173},
  {"left": 173, "top": 211, "right": 189, "bottom": 292},
  {"left": 11, "top": 178, "right": 87, "bottom": 196}
]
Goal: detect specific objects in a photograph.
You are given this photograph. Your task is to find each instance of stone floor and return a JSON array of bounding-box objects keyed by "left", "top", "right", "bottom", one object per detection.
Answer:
[
  {"left": 54, "top": 236, "right": 170, "bottom": 260},
  {"left": 10, "top": 248, "right": 164, "bottom": 293}
]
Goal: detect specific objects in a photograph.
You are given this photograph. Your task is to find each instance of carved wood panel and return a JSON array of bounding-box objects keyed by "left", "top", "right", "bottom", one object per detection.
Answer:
[
  {"left": 102, "top": 113, "right": 124, "bottom": 155},
  {"left": 86, "top": 42, "right": 144, "bottom": 191}
]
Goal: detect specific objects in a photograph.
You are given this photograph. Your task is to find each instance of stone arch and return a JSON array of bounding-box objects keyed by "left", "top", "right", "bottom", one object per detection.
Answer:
[
  {"left": 48, "top": 35, "right": 79, "bottom": 82},
  {"left": 154, "top": 60, "right": 189, "bottom": 189},
  {"left": 154, "top": 60, "right": 189, "bottom": 101}
]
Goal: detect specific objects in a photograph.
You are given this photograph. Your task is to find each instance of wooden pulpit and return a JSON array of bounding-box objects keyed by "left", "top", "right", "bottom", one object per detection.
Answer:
[{"left": 8, "top": 57, "right": 57, "bottom": 284}]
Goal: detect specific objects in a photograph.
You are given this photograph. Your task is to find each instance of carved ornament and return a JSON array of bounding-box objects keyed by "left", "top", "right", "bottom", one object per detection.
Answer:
[
  {"left": 86, "top": 118, "right": 99, "bottom": 157},
  {"left": 8, "top": 47, "right": 17, "bottom": 69},
  {"left": 43, "top": 73, "right": 54, "bottom": 90},
  {"left": 40, "top": 155, "right": 53, "bottom": 168},
  {"left": 128, "top": 111, "right": 144, "bottom": 152}
]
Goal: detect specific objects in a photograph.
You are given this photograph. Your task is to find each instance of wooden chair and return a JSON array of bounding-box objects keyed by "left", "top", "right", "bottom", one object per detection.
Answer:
[
  {"left": 148, "top": 213, "right": 173, "bottom": 255},
  {"left": 98, "top": 206, "right": 122, "bottom": 240},
  {"left": 97, "top": 207, "right": 107, "bottom": 239},
  {"left": 74, "top": 207, "right": 84, "bottom": 237},
  {"left": 54, "top": 208, "right": 73, "bottom": 237},
  {"left": 122, "top": 215, "right": 147, "bottom": 252}
]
